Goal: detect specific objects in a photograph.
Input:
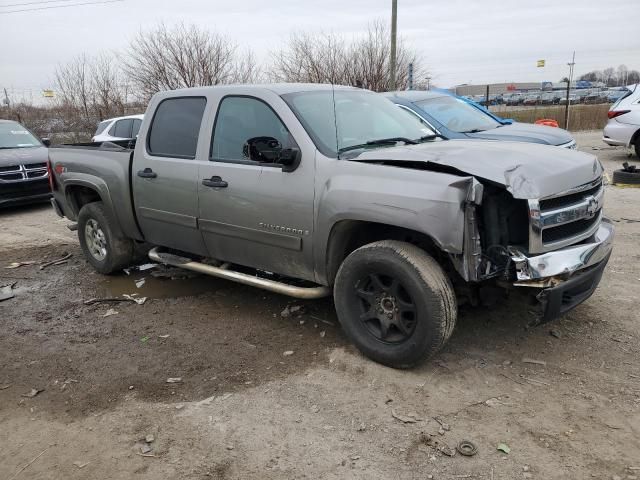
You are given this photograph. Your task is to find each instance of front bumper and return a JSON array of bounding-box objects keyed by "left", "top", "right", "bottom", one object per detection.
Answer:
[
  {"left": 509, "top": 219, "right": 614, "bottom": 322},
  {"left": 510, "top": 219, "right": 614, "bottom": 282}
]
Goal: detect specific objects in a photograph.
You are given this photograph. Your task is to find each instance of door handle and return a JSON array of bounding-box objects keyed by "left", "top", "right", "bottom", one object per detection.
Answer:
[
  {"left": 137, "top": 168, "right": 157, "bottom": 179},
  {"left": 202, "top": 176, "right": 228, "bottom": 188}
]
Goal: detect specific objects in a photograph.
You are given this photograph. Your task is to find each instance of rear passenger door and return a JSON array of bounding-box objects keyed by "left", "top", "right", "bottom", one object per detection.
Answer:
[
  {"left": 133, "top": 96, "right": 209, "bottom": 255},
  {"left": 197, "top": 94, "right": 316, "bottom": 281}
]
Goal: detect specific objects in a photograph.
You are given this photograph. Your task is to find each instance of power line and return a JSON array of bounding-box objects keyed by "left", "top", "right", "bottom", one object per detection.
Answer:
[
  {"left": 0, "top": 0, "right": 78, "bottom": 8},
  {"left": 0, "top": 0, "right": 123, "bottom": 14}
]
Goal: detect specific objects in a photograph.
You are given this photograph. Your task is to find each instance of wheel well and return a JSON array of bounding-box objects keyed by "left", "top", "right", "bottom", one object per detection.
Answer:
[
  {"left": 631, "top": 128, "right": 640, "bottom": 146},
  {"left": 325, "top": 220, "right": 443, "bottom": 285},
  {"left": 66, "top": 185, "right": 102, "bottom": 217}
]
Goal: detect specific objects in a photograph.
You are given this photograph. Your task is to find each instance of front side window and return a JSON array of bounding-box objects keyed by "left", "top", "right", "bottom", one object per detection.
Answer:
[
  {"left": 282, "top": 90, "right": 433, "bottom": 158},
  {"left": 131, "top": 119, "right": 142, "bottom": 138},
  {"left": 148, "top": 97, "right": 207, "bottom": 159},
  {"left": 416, "top": 95, "right": 501, "bottom": 133},
  {"left": 112, "top": 119, "right": 133, "bottom": 138},
  {"left": 211, "top": 96, "right": 295, "bottom": 162},
  {"left": 0, "top": 122, "right": 40, "bottom": 149}
]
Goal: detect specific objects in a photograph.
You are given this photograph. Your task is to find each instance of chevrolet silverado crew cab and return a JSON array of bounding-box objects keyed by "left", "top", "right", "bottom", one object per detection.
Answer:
[{"left": 49, "top": 84, "right": 614, "bottom": 368}]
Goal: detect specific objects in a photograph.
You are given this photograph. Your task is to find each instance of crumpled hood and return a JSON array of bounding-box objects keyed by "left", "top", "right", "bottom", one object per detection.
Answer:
[
  {"left": 466, "top": 122, "right": 574, "bottom": 146},
  {"left": 0, "top": 146, "right": 48, "bottom": 167},
  {"left": 354, "top": 139, "right": 602, "bottom": 199}
]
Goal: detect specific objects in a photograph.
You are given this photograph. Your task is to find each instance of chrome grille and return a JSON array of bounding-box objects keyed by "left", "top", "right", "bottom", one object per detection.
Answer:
[
  {"left": 528, "top": 177, "right": 604, "bottom": 253},
  {"left": 0, "top": 163, "right": 48, "bottom": 183}
]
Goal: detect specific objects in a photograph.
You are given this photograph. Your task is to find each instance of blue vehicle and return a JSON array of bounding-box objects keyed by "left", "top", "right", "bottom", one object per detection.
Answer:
[{"left": 385, "top": 90, "right": 576, "bottom": 149}]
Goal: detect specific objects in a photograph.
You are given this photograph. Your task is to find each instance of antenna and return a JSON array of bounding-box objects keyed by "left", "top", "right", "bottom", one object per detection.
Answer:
[{"left": 331, "top": 82, "right": 340, "bottom": 159}]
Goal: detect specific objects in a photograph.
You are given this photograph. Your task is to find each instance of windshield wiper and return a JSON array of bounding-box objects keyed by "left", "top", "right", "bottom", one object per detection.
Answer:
[
  {"left": 416, "top": 134, "right": 446, "bottom": 142},
  {"left": 461, "top": 128, "right": 485, "bottom": 133},
  {"left": 337, "top": 137, "right": 417, "bottom": 155}
]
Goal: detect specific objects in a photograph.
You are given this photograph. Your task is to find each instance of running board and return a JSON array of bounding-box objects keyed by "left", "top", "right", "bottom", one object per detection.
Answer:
[{"left": 148, "top": 247, "right": 331, "bottom": 299}]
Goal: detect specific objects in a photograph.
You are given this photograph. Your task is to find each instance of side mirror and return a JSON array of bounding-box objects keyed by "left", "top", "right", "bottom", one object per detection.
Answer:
[
  {"left": 41, "top": 138, "right": 51, "bottom": 147},
  {"left": 243, "top": 136, "right": 300, "bottom": 172}
]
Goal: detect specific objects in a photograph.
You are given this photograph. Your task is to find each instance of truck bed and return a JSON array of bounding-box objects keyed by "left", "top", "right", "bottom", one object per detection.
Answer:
[{"left": 48, "top": 140, "right": 143, "bottom": 241}]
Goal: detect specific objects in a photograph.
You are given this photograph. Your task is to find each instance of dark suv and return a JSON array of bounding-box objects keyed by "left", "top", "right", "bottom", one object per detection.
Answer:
[{"left": 0, "top": 119, "right": 51, "bottom": 207}]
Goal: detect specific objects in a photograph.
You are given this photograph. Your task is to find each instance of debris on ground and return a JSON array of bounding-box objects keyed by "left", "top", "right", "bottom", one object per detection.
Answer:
[
  {"left": 434, "top": 416, "right": 451, "bottom": 431},
  {"left": 420, "top": 432, "right": 455, "bottom": 456},
  {"left": 158, "top": 334, "right": 170, "bottom": 339},
  {"left": 39, "top": 252, "right": 72, "bottom": 270},
  {"left": 5, "top": 261, "right": 36, "bottom": 269},
  {"left": 102, "top": 308, "right": 118, "bottom": 317},
  {"left": 124, "top": 263, "right": 157, "bottom": 275},
  {"left": 84, "top": 294, "right": 147, "bottom": 306},
  {"left": 145, "top": 434, "right": 155, "bottom": 443},
  {"left": 522, "top": 357, "right": 547, "bottom": 366},
  {"left": 166, "top": 377, "right": 182, "bottom": 383},
  {"left": 281, "top": 305, "right": 304, "bottom": 318},
  {"left": 283, "top": 350, "right": 294, "bottom": 356},
  {"left": 549, "top": 329, "right": 562, "bottom": 338},
  {"left": 0, "top": 384, "right": 12, "bottom": 390},
  {"left": 122, "top": 294, "right": 147, "bottom": 305},
  {"left": 135, "top": 279, "right": 146, "bottom": 289},
  {"left": 0, "top": 283, "right": 16, "bottom": 302},
  {"left": 72, "top": 461, "right": 89, "bottom": 469},
  {"left": 140, "top": 443, "right": 152, "bottom": 454},
  {"left": 497, "top": 442, "right": 511, "bottom": 454},
  {"left": 456, "top": 440, "right": 478, "bottom": 457},
  {"left": 140, "top": 336, "right": 150, "bottom": 343},
  {"left": 21, "top": 388, "right": 43, "bottom": 398},
  {"left": 392, "top": 409, "right": 419, "bottom": 424}
]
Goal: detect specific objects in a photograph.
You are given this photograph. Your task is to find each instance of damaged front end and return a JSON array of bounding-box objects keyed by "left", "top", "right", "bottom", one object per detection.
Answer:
[{"left": 450, "top": 175, "right": 614, "bottom": 323}]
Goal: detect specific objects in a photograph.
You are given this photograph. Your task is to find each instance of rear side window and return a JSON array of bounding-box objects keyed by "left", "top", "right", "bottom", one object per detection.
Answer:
[
  {"left": 148, "top": 97, "right": 207, "bottom": 159},
  {"left": 112, "top": 119, "right": 133, "bottom": 138},
  {"left": 95, "top": 120, "right": 111, "bottom": 136}
]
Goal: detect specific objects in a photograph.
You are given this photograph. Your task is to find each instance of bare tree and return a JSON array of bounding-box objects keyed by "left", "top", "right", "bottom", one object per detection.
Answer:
[
  {"left": 269, "top": 20, "right": 428, "bottom": 91},
  {"left": 55, "top": 52, "right": 129, "bottom": 137},
  {"left": 124, "top": 23, "right": 258, "bottom": 100}
]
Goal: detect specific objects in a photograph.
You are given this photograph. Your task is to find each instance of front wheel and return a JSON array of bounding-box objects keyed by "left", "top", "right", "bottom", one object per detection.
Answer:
[
  {"left": 78, "top": 202, "right": 134, "bottom": 274},
  {"left": 334, "top": 240, "right": 457, "bottom": 369}
]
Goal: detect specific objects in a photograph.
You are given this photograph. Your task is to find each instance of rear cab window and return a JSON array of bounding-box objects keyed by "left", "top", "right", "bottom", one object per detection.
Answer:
[
  {"left": 147, "top": 97, "right": 207, "bottom": 159},
  {"left": 112, "top": 119, "right": 133, "bottom": 138},
  {"left": 95, "top": 120, "right": 111, "bottom": 136}
]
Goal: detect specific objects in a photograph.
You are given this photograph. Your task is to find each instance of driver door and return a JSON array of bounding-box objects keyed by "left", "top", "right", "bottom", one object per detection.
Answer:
[{"left": 197, "top": 95, "right": 316, "bottom": 281}]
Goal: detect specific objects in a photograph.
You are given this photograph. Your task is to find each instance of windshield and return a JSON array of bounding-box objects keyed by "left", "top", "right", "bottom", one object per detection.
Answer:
[
  {"left": 95, "top": 120, "right": 112, "bottom": 136},
  {"left": 416, "top": 95, "right": 501, "bottom": 133},
  {"left": 282, "top": 90, "right": 434, "bottom": 158},
  {"left": 0, "top": 122, "right": 41, "bottom": 149}
]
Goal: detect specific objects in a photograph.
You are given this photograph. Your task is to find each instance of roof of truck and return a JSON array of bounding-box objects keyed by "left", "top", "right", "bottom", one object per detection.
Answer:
[{"left": 169, "top": 83, "right": 361, "bottom": 96}]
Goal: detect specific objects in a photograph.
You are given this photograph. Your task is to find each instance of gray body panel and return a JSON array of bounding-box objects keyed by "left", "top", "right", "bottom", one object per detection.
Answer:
[{"left": 48, "top": 84, "right": 602, "bottom": 287}]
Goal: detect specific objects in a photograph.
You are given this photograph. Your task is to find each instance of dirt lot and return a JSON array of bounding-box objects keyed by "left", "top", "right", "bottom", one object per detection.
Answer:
[{"left": 1, "top": 131, "right": 639, "bottom": 480}]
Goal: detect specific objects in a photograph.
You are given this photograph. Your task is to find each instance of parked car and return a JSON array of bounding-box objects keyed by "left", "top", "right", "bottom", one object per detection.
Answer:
[
  {"left": 92, "top": 114, "right": 144, "bottom": 143},
  {"left": 0, "top": 119, "right": 51, "bottom": 207},
  {"left": 522, "top": 94, "right": 541, "bottom": 105},
  {"left": 49, "top": 84, "right": 612, "bottom": 368},
  {"left": 506, "top": 93, "right": 524, "bottom": 106},
  {"left": 385, "top": 90, "right": 576, "bottom": 148},
  {"left": 558, "top": 94, "right": 579, "bottom": 105},
  {"left": 603, "top": 83, "right": 640, "bottom": 157},
  {"left": 606, "top": 90, "right": 627, "bottom": 103}
]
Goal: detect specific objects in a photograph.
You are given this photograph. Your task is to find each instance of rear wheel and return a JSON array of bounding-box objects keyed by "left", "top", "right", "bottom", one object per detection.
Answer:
[
  {"left": 78, "top": 202, "right": 134, "bottom": 274},
  {"left": 334, "top": 240, "right": 457, "bottom": 368},
  {"left": 635, "top": 137, "right": 640, "bottom": 158}
]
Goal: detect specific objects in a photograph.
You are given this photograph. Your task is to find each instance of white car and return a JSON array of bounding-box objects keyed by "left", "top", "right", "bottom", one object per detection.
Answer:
[
  {"left": 92, "top": 114, "right": 144, "bottom": 143},
  {"left": 603, "top": 84, "right": 640, "bottom": 157}
]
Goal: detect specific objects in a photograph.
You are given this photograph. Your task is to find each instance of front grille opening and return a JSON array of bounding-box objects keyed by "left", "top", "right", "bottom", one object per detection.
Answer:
[
  {"left": 0, "top": 165, "right": 19, "bottom": 173},
  {"left": 25, "top": 162, "right": 47, "bottom": 169},
  {"left": 26, "top": 171, "right": 46, "bottom": 179},
  {"left": 539, "top": 182, "right": 601, "bottom": 211},
  {"left": 0, "top": 173, "right": 23, "bottom": 181},
  {"left": 542, "top": 214, "right": 600, "bottom": 243}
]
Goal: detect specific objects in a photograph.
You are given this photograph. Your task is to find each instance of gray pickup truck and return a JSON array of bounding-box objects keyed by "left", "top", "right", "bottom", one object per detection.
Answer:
[{"left": 49, "top": 84, "right": 614, "bottom": 368}]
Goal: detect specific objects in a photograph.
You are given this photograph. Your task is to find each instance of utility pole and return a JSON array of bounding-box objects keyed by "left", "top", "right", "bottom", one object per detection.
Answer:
[
  {"left": 390, "top": 0, "right": 397, "bottom": 90},
  {"left": 564, "top": 51, "right": 576, "bottom": 130}
]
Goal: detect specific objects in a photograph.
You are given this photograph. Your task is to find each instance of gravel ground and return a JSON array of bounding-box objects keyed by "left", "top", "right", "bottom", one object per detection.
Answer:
[{"left": 1, "top": 130, "right": 638, "bottom": 480}]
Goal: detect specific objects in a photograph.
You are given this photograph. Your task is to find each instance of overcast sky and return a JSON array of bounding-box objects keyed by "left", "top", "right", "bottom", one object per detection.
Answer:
[{"left": 1, "top": 0, "right": 639, "bottom": 101}]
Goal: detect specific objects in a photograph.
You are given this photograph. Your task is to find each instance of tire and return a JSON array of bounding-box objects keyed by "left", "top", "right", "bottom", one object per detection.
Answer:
[
  {"left": 635, "top": 138, "right": 640, "bottom": 159},
  {"left": 612, "top": 168, "right": 640, "bottom": 185},
  {"left": 333, "top": 240, "right": 457, "bottom": 369},
  {"left": 77, "top": 202, "right": 134, "bottom": 274}
]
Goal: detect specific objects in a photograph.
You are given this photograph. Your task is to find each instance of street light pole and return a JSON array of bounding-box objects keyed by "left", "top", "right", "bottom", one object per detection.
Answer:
[
  {"left": 390, "top": 0, "right": 397, "bottom": 90},
  {"left": 564, "top": 51, "right": 576, "bottom": 130}
]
